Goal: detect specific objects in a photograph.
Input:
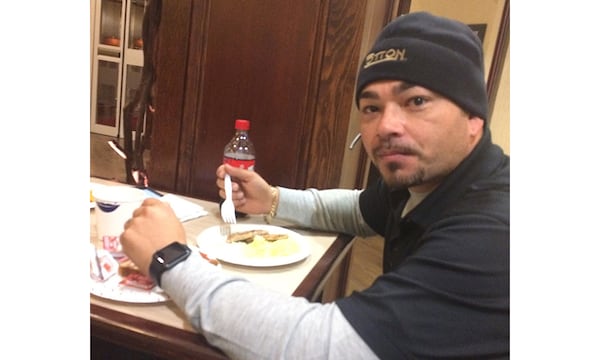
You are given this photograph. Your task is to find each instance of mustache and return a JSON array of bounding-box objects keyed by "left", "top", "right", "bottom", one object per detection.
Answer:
[{"left": 373, "top": 138, "right": 420, "bottom": 157}]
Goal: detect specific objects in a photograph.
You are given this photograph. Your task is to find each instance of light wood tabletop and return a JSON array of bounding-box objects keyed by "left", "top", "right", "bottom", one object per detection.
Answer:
[{"left": 90, "top": 177, "right": 355, "bottom": 359}]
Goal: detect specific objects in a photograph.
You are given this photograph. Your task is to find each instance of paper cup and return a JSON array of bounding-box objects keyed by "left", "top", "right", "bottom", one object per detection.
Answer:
[{"left": 94, "top": 186, "right": 145, "bottom": 256}]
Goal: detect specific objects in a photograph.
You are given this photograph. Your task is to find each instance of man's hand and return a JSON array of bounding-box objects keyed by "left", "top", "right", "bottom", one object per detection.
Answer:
[
  {"left": 120, "top": 198, "right": 187, "bottom": 276},
  {"left": 216, "top": 164, "right": 274, "bottom": 215}
]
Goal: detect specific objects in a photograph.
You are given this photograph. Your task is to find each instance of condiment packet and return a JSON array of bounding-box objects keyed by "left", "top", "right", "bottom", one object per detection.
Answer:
[
  {"left": 119, "top": 273, "right": 156, "bottom": 290},
  {"left": 90, "top": 244, "right": 119, "bottom": 281}
]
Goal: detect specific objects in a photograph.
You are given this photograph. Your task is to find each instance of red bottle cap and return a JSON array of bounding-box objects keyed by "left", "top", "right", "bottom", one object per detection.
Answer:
[{"left": 235, "top": 119, "right": 250, "bottom": 131}]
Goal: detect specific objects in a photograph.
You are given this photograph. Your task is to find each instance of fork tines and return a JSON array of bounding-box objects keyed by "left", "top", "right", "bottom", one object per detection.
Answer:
[{"left": 220, "top": 223, "right": 231, "bottom": 236}]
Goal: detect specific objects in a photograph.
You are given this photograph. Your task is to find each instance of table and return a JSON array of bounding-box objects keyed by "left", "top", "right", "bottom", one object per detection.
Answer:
[{"left": 90, "top": 178, "right": 355, "bottom": 359}]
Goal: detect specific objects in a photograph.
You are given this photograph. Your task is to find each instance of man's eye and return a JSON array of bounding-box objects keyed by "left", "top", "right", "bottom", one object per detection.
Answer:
[
  {"left": 361, "top": 105, "right": 379, "bottom": 114},
  {"left": 409, "top": 96, "right": 426, "bottom": 106}
]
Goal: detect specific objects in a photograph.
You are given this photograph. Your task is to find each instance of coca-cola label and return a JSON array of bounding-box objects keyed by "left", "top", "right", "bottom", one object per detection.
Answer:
[{"left": 223, "top": 157, "right": 255, "bottom": 171}]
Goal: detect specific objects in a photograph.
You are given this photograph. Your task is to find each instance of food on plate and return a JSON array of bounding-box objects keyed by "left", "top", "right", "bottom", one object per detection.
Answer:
[
  {"left": 262, "top": 233, "right": 289, "bottom": 241},
  {"left": 243, "top": 234, "right": 299, "bottom": 258},
  {"left": 118, "top": 258, "right": 156, "bottom": 290},
  {"left": 119, "top": 273, "right": 156, "bottom": 291},
  {"left": 117, "top": 252, "right": 219, "bottom": 290},
  {"left": 226, "top": 229, "right": 288, "bottom": 243},
  {"left": 227, "top": 229, "right": 269, "bottom": 243},
  {"left": 224, "top": 228, "right": 296, "bottom": 258}
]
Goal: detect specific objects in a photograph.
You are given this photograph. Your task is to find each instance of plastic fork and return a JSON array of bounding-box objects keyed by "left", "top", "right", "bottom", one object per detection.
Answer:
[{"left": 220, "top": 174, "right": 236, "bottom": 235}]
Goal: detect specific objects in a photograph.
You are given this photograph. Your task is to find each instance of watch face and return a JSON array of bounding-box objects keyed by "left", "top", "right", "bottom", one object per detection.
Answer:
[{"left": 156, "top": 242, "right": 191, "bottom": 266}]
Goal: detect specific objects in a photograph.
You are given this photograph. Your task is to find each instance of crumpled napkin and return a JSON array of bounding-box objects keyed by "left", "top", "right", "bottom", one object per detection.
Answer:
[
  {"left": 90, "top": 244, "right": 119, "bottom": 281},
  {"left": 160, "top": 193, "right": 208, "bottom": 222}
]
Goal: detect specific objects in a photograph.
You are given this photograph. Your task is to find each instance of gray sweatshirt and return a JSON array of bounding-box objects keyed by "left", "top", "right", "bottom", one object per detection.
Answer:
[{"left": 161, "top": 187, "right": 379, "bottom": 359}]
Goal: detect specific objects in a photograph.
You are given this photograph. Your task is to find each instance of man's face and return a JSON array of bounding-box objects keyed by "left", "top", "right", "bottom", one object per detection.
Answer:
[{"left": 358, "top": 80, "right": 484, "bottom": 192}]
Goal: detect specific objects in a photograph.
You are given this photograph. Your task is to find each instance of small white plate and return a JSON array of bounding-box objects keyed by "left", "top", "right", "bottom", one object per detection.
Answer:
[
  {"left": 90, "top": 246, "right": 220, "bottom": 303},
  {"left": 90, "top": 273, "right": 169, "bottom": 304},
  {"left": 195, "top": 224, "right": 310, "bottom": 267}
]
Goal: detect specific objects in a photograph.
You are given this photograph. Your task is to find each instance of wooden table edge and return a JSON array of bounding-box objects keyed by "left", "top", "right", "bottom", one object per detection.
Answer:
[
  {"left": 91, "top": 303, "right": 228, "bottom": 359},
  {"left": 293, "top": 233, "right": 355, "bottom": 301},
  {"left": 91, "top": 233, "right": 356, "bottom": 359}
]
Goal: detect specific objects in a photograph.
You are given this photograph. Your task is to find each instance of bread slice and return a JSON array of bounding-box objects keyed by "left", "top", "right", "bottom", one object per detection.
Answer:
[{"left": 118, "top": 258, "right": 142, "bottom": 277}]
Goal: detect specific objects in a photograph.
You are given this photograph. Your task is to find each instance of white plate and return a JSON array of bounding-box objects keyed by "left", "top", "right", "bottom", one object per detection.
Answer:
[
  {"left": 90, "top": 273, "right": 169, "bottom": 304},
  {"left": 90, "top": 246, "right": 221, "bottom": 303},
  {"left": 195, "top": 224, "right": 310, "bottom": 267}
]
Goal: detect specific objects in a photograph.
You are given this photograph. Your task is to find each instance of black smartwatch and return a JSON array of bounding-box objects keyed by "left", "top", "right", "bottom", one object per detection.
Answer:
[{"left": 149, "top": 242, "right": 192, "bottom": 287}]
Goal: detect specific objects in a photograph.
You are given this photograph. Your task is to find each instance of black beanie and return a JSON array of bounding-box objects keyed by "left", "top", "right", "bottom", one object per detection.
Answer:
[{"left": 355, "top": 12, "right": 488, "bottom": 121}]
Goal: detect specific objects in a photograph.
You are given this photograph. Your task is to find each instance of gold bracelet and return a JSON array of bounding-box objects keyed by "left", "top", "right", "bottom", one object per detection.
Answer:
[{"left": 264, "top": 186, "right": 279, "bottom": 224}]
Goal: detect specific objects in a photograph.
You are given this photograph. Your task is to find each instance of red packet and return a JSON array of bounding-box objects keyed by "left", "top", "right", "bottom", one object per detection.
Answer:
[
  {"left": 119, "top": 273, "right": 156, "bottom": 290},
  {"left": 102, "top": 235, "right": 120, "bottom": 253},
  {"left": 90, "top": 245, "right": 119, "bottom": 281}
]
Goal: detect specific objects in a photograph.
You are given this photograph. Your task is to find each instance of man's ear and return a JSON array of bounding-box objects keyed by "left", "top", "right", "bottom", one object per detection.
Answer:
[{"left": 467, "top": 115, "right": 485, "bottom": 136}]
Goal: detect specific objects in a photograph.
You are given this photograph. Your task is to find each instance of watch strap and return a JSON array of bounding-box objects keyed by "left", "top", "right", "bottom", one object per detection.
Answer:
[{"left": 149, "top": 242, "right": 191, "bottom": 287}]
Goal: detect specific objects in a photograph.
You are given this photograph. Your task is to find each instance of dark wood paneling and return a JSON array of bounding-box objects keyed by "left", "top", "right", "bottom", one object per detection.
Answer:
[
  {"left": 188, "top": 0, "right": 323, "bottom": 201},
  {"left": 176, "top": 0, "right": 210, "bottom": 193},
  {"left": 305, "top": 0, "right": 366, "bottom": 189},
  {"left": 148, "top": 0, "right": 193, "bottom": 192},
  {"left": 150, "top": 0, "right": 368, "bottom": 201}
]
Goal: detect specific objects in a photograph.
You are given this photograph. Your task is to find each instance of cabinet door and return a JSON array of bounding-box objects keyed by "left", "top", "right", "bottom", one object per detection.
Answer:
[
  {"left": 91, "top": 0, "right": 147, "bottom": 137},
  {"left": 150, "top": 0, "right": 366, "bottom": 201},
  {"left": 91, "top": 0, "right": 125, "bottom": 136},
  {"left": 91, "top": 56, "right": 122, "bottom": 136}
]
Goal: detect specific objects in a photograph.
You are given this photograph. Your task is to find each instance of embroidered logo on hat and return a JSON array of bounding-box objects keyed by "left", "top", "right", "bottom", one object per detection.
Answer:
[
  {"left": 364, "top": 48, "right": 407, "bottom": 69},
  {"left": 354, "top": 12, "right": 489, "bottom": 121}
]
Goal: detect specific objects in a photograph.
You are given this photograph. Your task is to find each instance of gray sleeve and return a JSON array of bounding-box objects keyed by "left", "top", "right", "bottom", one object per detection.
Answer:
[
  {"left": 276, "top": 187, "right": 377, "bottom": 237},
  {"left": 162, "top": 254, "right": 379, "bottom": 360}
]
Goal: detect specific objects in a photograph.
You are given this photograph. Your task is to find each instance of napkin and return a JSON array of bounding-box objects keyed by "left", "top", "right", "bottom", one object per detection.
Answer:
[
  {"left": 90, "top": 244, "right": 119, "bottom": 281},
  {"left": 160, "top": 193, "right": 208, "bottom": 222}
]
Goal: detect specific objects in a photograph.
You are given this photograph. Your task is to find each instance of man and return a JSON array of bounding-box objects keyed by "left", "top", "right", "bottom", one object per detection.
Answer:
[{"left": 121, "top": 11, "right": 509, "bottom": 359}]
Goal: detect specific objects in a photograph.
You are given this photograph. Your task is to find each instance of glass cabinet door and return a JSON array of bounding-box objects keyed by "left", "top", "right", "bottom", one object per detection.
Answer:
[
  {"left": 127, "top": 0, "right": 147, "bottom": 50},
  {"left": 99, "top": 0, "right": 124, "bottom": 50},
  {"left": 122, "top": 0, "right": 146, "bottom": 65},
  {"left": 94, "top": 59, "right": 122, "bottom": 129},
  {"left": 122, "top": 64, "right": 144, "bottom": 131},
  {"left": 91, "top": 0, "right": 146, "bottom": 137},
  {"left": 120, "top": 0, "right": 147, "bottom": 136}
]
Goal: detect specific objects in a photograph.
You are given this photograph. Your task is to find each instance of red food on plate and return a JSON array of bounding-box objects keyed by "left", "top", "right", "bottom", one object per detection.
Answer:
[
  {"left": 119, "top": 273, "right": 156, "bottom": 291},
  {"left": 200, "top": 251, "right": 220, "bottom": 266}
]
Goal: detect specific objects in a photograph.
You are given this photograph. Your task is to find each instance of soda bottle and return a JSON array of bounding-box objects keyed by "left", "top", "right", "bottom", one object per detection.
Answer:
[
  {"left": 223, "top": 119, "right": 255, "bottom": 217},
  {"left": 223, "top": 119, "right": 255, "bottom": 170}
]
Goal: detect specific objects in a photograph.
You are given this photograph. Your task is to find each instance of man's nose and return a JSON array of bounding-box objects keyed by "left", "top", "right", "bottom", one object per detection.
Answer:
[{"left": 377, "top": 104, "right": 406, "bottom": 137}]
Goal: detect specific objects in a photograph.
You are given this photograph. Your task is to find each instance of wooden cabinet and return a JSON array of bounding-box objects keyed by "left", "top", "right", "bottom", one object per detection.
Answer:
[
  {"left": 148, "top": 0, "right": 369, "bottom": 202},
  {"left": 91, "top": 0, "right": 148, "bottom": 137}
]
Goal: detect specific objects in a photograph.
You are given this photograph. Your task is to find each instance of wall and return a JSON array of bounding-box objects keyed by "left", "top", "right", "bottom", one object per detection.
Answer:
[
  {"left": 490, "top": 46, "right": 510, "bottom": 154},
  {"left": 410, "top": 0, "right": 505, "bottom": 79}
]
